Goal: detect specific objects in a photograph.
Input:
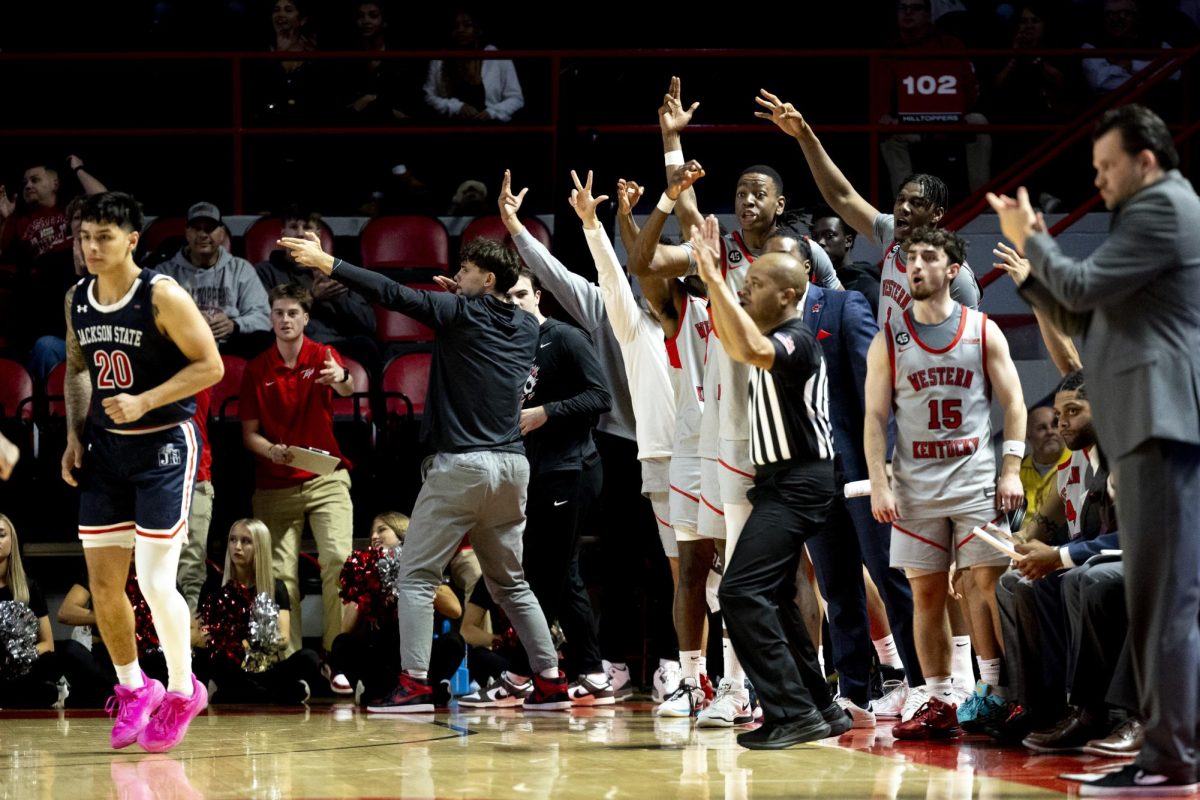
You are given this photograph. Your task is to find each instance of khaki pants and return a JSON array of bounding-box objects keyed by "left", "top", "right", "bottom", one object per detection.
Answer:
[
  {"left": 177, "top": 480, "right": 215, "bottom": 613},
  {"left": 253, "top": 470, "right": 353, "bottom": 652}
]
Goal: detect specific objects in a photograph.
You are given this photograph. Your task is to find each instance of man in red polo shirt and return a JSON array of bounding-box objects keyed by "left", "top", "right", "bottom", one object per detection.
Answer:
[{"left": 241, "top": 283, "right": 355, "bottom": 653}]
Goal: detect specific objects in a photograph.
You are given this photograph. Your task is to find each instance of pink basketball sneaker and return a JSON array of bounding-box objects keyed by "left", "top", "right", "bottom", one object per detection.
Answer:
[
  {"left": 138, "top": 675, "right": 208, "bottom": 753},
  {"left": 106, "top": 674, "right": 165, "bottom": 750}
]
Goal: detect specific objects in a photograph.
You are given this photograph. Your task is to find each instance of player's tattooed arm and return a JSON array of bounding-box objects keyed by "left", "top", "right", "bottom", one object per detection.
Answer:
[{"left": 62, "top": 286, "right": 92, "bottom": 486}]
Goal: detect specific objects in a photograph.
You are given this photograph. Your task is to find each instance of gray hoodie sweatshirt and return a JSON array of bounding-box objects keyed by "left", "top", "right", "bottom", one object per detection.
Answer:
[{"left": 160, "top": 246, "right": 272, "bottom": 334}]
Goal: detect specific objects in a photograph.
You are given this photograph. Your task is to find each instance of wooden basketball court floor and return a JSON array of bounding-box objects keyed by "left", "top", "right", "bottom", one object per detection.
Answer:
[{"left": 1, "top": 701, "right": 1132, "bottom": 798}]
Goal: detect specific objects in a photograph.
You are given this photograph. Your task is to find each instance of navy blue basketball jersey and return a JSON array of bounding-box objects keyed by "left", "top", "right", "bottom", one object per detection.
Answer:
[{"left": 71, "top": 268, "right": 195, "bottom": 431}]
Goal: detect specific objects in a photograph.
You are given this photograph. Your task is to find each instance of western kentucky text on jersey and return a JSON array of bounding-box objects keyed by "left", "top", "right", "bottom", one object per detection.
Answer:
[
  {"left": 75, "top": 324, "right": 145, "bottom": 347},
  {"left": 911, "top": 437, "right": 981, "bottom": 459},
  {"left": 906, "top": 366, "right": 976, "bottom": 392},
  {"left": 882, "top": 278, "right": 912, "bottom": 309}
]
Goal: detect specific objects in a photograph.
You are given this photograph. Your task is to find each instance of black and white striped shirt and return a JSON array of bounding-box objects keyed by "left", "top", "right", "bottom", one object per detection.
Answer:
[{"left": 748, "top": 317, "right": 835, "bottom": 469}]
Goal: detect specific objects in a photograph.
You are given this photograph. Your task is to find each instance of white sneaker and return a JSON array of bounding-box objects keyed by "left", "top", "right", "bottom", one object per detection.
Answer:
[
  {"left": 900, "top": 684, "right": 932, "bottom": 722},
  {"left": 458, "top": 674, "right": 532, "bottom": 708},
  {"left": 874, "top": 679, "right": 908, "bottom": 719},
  {"left": 696, "top": 678, "right": 752, "bottom": 728},
  {"left": 946, "top": 679, "right": 973, "bottom": 708},
  {"left": 654, "top": 676, "right": 706, "bottom": 717},
  {"left": 568, "top": 675, "right": 616, "bottom": 706},
  {"left": 652, "top": 661, "right": 682, "bottom": 704},
  {"left": 836, "top": 695, "right": 877, "bottom": 729},
  {"left": 330, "top": 673, "right": 354, "bottom": 695},
  {"left": 602, "top": 660, "right": 633, "bottom": 700}
]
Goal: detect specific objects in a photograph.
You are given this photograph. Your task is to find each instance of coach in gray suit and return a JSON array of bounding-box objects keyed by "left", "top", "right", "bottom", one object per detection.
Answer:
[{"left": 990, "top": 105, "right": 1200, "bottom": 795}]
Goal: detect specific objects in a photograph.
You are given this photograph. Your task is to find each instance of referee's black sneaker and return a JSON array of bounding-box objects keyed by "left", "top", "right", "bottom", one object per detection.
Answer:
[
  {"left": 737, "top": 714, "right": 832, "bottom": 750},
  {"left": 1080, "top": 763, "right": 1199, "bottom": 796}
]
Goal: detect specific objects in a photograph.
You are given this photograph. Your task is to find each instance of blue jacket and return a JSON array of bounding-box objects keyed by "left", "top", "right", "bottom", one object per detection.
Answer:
[{"left": 801, "top": 285, "right": 878, "bottom": 480}]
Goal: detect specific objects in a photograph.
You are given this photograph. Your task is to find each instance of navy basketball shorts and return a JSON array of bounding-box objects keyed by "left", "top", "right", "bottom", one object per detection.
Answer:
[{"left": 78, "top": 420, "right": 200, "bottom": 549}]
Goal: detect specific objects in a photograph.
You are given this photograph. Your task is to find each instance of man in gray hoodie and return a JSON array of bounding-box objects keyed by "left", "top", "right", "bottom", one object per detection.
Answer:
[{"left": 159, "top": 202, "right": 272, "bottom": 357}]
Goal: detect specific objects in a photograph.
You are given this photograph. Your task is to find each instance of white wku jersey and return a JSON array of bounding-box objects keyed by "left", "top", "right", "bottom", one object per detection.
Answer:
[
  {"left": 878, "top": 240, "right": 913, "bottom": 332},
  {"left": 715, "top": 232, "right": 754, "bottom": 450},
  {"left": 665, "top": 291, "right": 711, "bottom": 457},
  {"left": 1057, "top": 447, "right": 1094, "bottom": 541},
  {"left": 888, "top": 306, "right": 995, "bottom": 513}
]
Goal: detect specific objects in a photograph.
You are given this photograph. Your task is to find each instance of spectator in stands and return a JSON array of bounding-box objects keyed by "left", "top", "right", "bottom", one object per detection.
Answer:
[
  {"left": 989, "top": 2, "right": 1085, "bottom": 123},
  {"left": 253, "top": 0, "right": 324, "bottom": 123},
  {"left": 329, "top": 513, "right": 464, "bottom": 705},
  {"left": 0, "top": 513, "right": 62, "bottom": 708},
  {"left": 2, "top": 158, "right": 106, "bottom": 367},
  {"left": 255, "top": 206, "right": 378, "bottom": 371},
  {"left": 27, "top": 193, "right": 90, "bottom": 382},
  {"left": 877, "top": 0, "right": 991, "bottom": 193},
  {"left": 809, "top": 209, "right": 883, "bottom": 319},
  {"left": 192, "top": 519, "right": 321, "bottom": 704},
  {"left": 1020, "top": 404, "right": 1069, "bottom": 516},
  {"left": 343, "top": 1, "right": 424, "bottom": 122},
  {"left": 0, "top": 156, "right": 106, "bottom": 266},
  {"left": 423, "top": 10, "right": 524, "bottom": 122},
  {"left": 241, "top": 283, "right": 356, "bottom": 654},
  {"left": 176, "top": 389, "right": 214, "bottom": 614},
  {"left": 160, "top": 202, "right": 273, "bottom": 358},
  {"left": 447, "top": 179, "right": 489, "bottom": 216},
  {"left": 1082, "top": 0, "right": 1173, "bottom": 94}
]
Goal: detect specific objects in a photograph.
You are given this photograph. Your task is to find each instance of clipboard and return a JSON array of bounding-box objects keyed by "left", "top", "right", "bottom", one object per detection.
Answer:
[{"left": 286, "top": 446, "right": 340, "bottom": 476}]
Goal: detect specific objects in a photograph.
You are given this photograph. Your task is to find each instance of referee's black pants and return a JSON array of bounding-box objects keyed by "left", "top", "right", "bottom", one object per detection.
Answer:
[{"left": 719, "top": 460, "right": 835, "bottom": 725}]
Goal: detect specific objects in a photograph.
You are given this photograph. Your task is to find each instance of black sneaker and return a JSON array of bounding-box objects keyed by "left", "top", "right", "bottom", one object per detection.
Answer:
[
  {"left": 819, "top": 702, "right": 853, "bottom": 736},
  {"left": 366, "top": 673, "right": 435, "bottom": 714},
  {"left": 524, "top": 672, "right": 571, "bottom": 711},
  {"left": 737, "top": 714, "right": 832, "bottom": 750},
  {"left": 1080, "top": 763, "right": 1199, "bottom": 796}
]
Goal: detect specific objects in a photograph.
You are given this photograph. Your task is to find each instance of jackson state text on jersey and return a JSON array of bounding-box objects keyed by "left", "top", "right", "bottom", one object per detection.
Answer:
[{"left": 71, "top": 269, "right": 195, "bottom": 431}]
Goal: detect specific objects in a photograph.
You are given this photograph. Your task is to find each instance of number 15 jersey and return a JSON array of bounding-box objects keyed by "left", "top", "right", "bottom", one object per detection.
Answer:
[
  {"left": 71, "top": 269, "right": 195, "bottom": 432},
  {"left": 887, "top": 305, "right": 994, "bottom": 514}
]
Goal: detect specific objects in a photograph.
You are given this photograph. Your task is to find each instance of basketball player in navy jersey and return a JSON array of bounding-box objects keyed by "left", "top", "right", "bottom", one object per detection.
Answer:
[
  {"left": 864, "top": 226, "right": 1025, "bottom": 740},
  {"left": 62, "top": 192, "right": 223, "bottom": 752}
]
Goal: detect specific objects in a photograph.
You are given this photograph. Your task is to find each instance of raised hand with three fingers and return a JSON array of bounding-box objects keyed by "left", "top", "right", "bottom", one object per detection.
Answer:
[{"left": 568, "top": 170, "right": 611, "bottom": 229}]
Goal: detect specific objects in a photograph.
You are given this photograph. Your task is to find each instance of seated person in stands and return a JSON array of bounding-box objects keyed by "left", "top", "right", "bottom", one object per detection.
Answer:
[
  {"left": 1082, "top": 0, "right": 1176, "bottom": 94},
  {"left": 343, "top": 1, "right": 425, "bottom": 122},
  {"left": 28, "top": 193, "right": 91, "bottom": 382},
  {"left": 193, "top": 519, "right": 320, "bottom": 704},
  {"left": 1020, "top": 404, "right": 1069, "bottom": 516},
  {"left": 876, "top": 0, "right": 991, "bottom": 193},
  {"left": 0, "top": 513, "right": 62, "bottom": 708},
  {"left": 55, "top": 563, "right": 169, "bottom": 707},
  {"left": 423, "top": 9, "right": 524, "bottom": 122},
  {"left": 158, "top": 202, "right": 273, "bottom": 357},
  {"left": 991, "top": 371, "right": 1120, "bottom": 747},
  {"left": 255, "top": 206, "right": 378, "bottom": 372},
  {"left": 242, "top": 283, "right": 355, "bottom": 655},
  {"left": 329, "top": 512, "right": 464, "bottom": 704}
]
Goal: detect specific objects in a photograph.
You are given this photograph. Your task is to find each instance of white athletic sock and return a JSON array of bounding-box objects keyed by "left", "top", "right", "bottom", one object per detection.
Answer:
[
  {"left": 723, "top": 638, "right": 746, "bottom": 688},
  {"left": 680, "top": 650, "right": 704, "bottom": 682},
  {"left": 502, "top": 671, "right": 528, "bottom": 685},
  {"left": 135, "top": 536, "right": 192, "bottom": 696},
  {"left": 951, "top": 635, "right": 974, "bottom": 687},
  {"left": 538, "top": 667, "right": 560, "bottom": 680},
  {"left": 115, "top": 660, "right": 145, "bottom": 689},
  {"left": 926, "top": 675, "right": 953, "bottom": 696},
  {"left": 585, "top": 672, "right": 607, "bottom": 684},
  {"left": 406, "top": 669, "right": 429, "bottom": 681},
  {"left": 976, "top": 656, "right": 1001, "bottom": 689},
  {"left": 873, "top": 634, "right": 903, "bottom": 669}
]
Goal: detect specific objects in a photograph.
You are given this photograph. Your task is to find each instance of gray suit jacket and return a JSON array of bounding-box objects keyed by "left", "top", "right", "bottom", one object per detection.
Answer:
[{"left": 1020, "top": 169, "right": 1200, "bottom": 460}]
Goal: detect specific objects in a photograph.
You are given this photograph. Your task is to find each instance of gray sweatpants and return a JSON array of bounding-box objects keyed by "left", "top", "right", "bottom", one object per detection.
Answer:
[{"left": 397, "top": 450, "right": 558, "bottom": 675}]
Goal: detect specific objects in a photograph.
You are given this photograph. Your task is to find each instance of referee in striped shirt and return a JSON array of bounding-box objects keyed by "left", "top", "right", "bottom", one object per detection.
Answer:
[{"left": 692, "top": 216, "right": 840, "bottom": 749}]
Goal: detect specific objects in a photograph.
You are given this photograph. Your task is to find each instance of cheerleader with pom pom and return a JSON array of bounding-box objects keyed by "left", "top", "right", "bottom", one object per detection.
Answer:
[
  {"left": 193, "top": 519, "right": 320, "bottom": 704},
  {"left": 0, "top": 513, "right": 63, "bottom": 708},
  {"left": 329, "top": 513, "right": 464, "bottom": 705}
]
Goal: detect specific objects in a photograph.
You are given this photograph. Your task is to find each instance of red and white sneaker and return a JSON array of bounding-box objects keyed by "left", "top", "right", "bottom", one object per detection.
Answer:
[
  {"left": 138, "top": 675, "right": 208, "bottom": 753},
  {"left": 891, "top": 696, "right": 961, "bottom": 740},
  {"left": 367, "top": 672, "right": 436, "bottom": 713},
  {"left": 525, "top": 671, "right": 571, "bottom": 711}
]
